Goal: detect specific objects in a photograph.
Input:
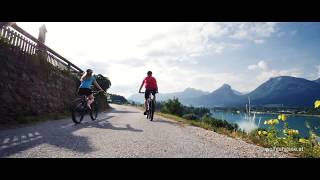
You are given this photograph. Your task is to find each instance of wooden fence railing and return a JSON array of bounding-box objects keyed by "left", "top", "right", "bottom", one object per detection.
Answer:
[{"left": 0, "top": 24, "right": 84, "bottom": 74}]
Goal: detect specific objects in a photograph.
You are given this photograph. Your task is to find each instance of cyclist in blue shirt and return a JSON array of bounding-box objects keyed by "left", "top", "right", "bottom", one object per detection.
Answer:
[{"left": 78, "top": 69, "right": 105, "bottom": 110}]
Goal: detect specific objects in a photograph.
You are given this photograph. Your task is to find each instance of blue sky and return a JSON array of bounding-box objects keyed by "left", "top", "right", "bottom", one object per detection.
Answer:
[{"left": 16, "top": 22, "right": 320, "bottom": 97}]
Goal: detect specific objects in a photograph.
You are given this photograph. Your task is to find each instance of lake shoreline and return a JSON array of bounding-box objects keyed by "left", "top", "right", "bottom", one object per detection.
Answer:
[
  {"left": 212, "top": 110, "right": 320, "bottom": 118},
  {"left": 211, "top": 111, "right": 320, "bottom": 138},
  {"left": 252, "top": 112, "right": 320, "bottom": 118}
]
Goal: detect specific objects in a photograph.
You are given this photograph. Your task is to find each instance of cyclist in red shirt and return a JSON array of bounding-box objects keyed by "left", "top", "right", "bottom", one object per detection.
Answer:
[{"left": 139, "top": 71, "right": 158, "bottom": 115}]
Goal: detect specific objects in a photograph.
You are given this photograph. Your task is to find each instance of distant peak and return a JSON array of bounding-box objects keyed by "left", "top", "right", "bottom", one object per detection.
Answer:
[
  {"left": 270, "top": 76, "right": 296, "bottom": 80},
  {"left": 184, "top": 88, "right": 207, "bottom": 93},
  {"left": 213, "top": 84, "right": 232, "bottom": 93},
  {"left": 184, "top": 87, "right": 196, "bottom": 91},
  {"left": 269, "top": 76, "right": 311, "bottom": 83},
  {"left": 221, "top": 84, "right": 231, "bottom": 89}
]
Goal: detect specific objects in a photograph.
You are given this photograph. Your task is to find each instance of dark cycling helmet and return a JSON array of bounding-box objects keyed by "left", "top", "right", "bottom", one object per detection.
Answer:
[
  {"left": 86, "top": 69, "right": 93, "bottom": 73},
  {"left": 147, "top": 71, "right": 152, "bottom": 75}
]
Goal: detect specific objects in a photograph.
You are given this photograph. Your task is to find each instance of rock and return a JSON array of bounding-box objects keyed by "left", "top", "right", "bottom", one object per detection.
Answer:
[
  {"left": 1, "top": 70, "right": 9, "bottom": 78},
  {"left": 1, "top": 90, "right": 15, "bottom": 104},
  {"left": 21, "top": 72, "right": 29, "bottom": 81},
  {"left": 1, "top": 47, "right": 81, "bottom": 122}
]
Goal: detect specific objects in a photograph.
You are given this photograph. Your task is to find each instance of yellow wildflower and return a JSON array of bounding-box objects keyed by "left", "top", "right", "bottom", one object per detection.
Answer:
[
  {"left": 258, "top": 130, "right": 268, "bottom": 136},
  {"left": 273, "top": 119, "right": 279, "bottom": 125},
  {"left": 286, "top": 129, "right": 299, "bottom": 136},
  {"left": 315, "top": 100, "right": 320, "bottom": 108},
  {"left": 278, "top": 114, "right": 287, "bottom": 121},
  {"left": 299, "top": 138, "right": 309, "bottom": 144},
  {"left": 264, "top": 119, "right": 279, "bottom": 125}
]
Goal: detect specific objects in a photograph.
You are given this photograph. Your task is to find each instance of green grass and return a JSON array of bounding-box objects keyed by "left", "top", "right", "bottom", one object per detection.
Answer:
[
  {"left": 156, "top": 112, "right": 320, "bottom": 158},
  {"left": 123, "top": 104, "right": 320, "bottom": 158},
  {"left": 156, "top": 112, "right": 249, "bottom": 139}
]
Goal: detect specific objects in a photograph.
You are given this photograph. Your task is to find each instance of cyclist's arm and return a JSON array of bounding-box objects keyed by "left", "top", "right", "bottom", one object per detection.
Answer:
[
  {"left": 80, "top": 72, "right": 86, "bottom": 82},
  {"left": 138, "top": 80, "right": 144, "bottom": 92},
  {"left": 93, "top": 80, "right": 104, "bottom": 92},
  {"left": 155, "top": 78, "right": 158, "bottom": 93}
]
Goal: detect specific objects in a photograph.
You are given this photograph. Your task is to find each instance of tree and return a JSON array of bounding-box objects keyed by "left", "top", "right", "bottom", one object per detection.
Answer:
[
  {"left": 90, "top": 74, "right": 111, "bottom": 110},
  {"left": 109, "top": 94, "right": 128, "bottom": 104},
  {"left": 94, "top": 74, "right": 111, "bottom": 91},
  {"left": 160, "top": 98, "right": 184, "bottom": 117}
]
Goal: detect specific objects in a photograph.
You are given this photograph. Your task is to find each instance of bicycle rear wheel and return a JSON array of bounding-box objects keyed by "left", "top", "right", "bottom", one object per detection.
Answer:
[
  {"left": 149, "top": 100, "right": 154, "bottom": 121},
  {"left": 72, "top": 103, "right": 85, "bottom": 124},
  {"left": 145, "top": 99, "right": 150, "bottom": 120}
]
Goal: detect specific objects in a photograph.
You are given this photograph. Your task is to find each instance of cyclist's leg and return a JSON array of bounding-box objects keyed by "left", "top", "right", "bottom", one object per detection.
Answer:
[
  {"left": 144, "top": 100, "right": 147, "bottom": 111},
  {"left": 144, "top": 90, "right": 150, "bottom": 114},
  {"left": 86, "top": 88, "right": 94, "bottom": 109},
  {"left": 151, "top": 91, "right": 156, "bottom": 112},
  {"left": 87, "top": 94, "right": 94, "bottom": 109},
  {"left": 78, "top": 88, "right": 88, "bottom": 106},
  {"left": 152, "top": 91, "right": 156, "bottom": 103}
]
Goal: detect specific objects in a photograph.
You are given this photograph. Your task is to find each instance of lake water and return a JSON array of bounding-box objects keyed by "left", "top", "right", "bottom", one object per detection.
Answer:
[{"left": 211, "top": 111, "right": 320, "bottom": 138}]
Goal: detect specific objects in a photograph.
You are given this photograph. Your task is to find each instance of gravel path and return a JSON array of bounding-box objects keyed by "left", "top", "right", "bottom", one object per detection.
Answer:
[{"left": 0, "top": 104, "right": 293, "bottom": 158}]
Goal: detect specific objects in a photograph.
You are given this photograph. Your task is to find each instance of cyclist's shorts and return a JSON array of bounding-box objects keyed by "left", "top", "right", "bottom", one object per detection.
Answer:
[
  {"left": 78, "top": 88, "right": 92, "bottom": 96},
  {"left": 145, "top": 89, "right": 157, "bottom": 100}
]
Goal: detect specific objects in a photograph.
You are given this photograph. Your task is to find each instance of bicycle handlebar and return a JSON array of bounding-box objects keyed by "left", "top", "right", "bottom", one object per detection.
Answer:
[
  {"left": 139, "top": 91, "right": 158, "bottom": 94},
  {"left": 92, "top": 90, "right": 107, "bottom": 95}
]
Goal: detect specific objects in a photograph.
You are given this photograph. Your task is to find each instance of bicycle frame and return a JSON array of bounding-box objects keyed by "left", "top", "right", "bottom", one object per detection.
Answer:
[
  {"left": 80, "top": 91, "right": 100, "bottom": 104},
  {"left": 148, "top": 93, "right": 154, "bottom": 102},
  {"left": 140, "top": 91, "right": 157, "bottom": 121},
  {"left": 71, "top": 91, "right": 102, "bottom": 124}
]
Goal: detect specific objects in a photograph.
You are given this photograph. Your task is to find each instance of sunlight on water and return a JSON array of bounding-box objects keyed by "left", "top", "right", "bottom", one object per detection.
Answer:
[
  {"left": 238, "top": 121, "right": 258, "bottom": 132},
  {"left": 238, "top": 112, "right": 259, "bottom": 132}
]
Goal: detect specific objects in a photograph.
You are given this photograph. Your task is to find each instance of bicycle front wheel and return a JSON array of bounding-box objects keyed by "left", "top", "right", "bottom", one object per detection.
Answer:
[
  {"left": 72, "top": 103, "right": 85, "bottom": 124},
  {"left": 90, "top": 102, "right": 98, "bottom": 120}
]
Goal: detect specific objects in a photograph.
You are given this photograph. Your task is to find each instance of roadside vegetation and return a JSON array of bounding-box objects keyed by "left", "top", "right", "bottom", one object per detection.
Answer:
[{"left": 128, "top": 98, "right": 320, "bottom": 157}]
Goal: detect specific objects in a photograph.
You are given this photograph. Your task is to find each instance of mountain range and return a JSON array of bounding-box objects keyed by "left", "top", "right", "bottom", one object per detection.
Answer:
[
  {"left": 128, "top": 76, "right": 320, "bottom": 107},
  {"left": 314, "top": 78, "right": 320, "bottom": 84},
  {"left": 128, "top": 88, "right": 209, "bottom": 104}
]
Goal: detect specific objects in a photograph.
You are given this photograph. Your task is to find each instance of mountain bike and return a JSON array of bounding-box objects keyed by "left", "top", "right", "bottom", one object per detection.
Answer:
[
  {"left": 71, "top": 90, "right": 104, "bottom": 124},
  {"left": 139, "top": 90, "right": 157, "bottom": 121}
]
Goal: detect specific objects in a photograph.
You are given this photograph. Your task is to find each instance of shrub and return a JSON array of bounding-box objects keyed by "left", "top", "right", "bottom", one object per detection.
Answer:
[
  {"left": 201, "top": 114, "right": 238, "bottom": 131},
  {"left": 182, "top": 113, "right": 198, "bottom": 120},
  {"left": 160, "top": 97, "right": 184, "bottom": 116}
]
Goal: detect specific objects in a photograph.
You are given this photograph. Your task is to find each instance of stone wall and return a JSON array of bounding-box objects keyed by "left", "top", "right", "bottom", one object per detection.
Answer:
[{"left": 0, "top": 42, "right": 80, "bottom": 123}]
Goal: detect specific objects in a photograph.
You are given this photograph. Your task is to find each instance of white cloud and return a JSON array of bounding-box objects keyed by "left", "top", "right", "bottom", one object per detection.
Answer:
[
  {"left": 290, "top": 30, "right": 297, "bottom": 36},
  {"left": 229, "top": 22, "right": 277, "bottom": 43},
  {"left": 15, "top": 22, "right": 281, "bottom": 98},
  {"left": 140, "top": 22, "right": 278, "bottom": 65},
  {"left": 254, "top": 39, "right": 265, "bottom": 44},
  {"left": 141, "top": 22, "right": 230, "bottom": 63},
  {"left": 305, "top": 65, "right": 320, "bottom": 80},
  {"left": 248, "top": 60, "right": 269, "bottom": 71},
  {"left": 248, "top": 60, "right": 303, "bottom": 86},
  {"left": 247, "top": 64, "right": 258, "bottom": 70},
  {"left": 277, "top": 32, "right": 286, "bottom": 37}
]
